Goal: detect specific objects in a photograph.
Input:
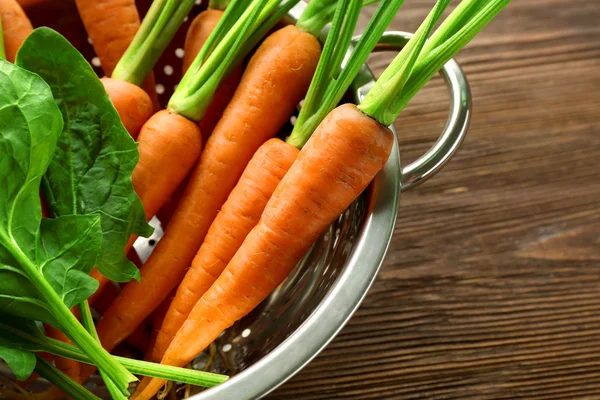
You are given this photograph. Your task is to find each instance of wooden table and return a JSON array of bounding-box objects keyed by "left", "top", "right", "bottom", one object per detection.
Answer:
[{"left": 270, "top": 1, "right": 600, "bottom": 398}]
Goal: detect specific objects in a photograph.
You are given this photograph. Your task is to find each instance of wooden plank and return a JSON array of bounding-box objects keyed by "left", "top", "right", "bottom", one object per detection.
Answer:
[{"left": 269, "top": 0, "right": 600, "bottom": 398}]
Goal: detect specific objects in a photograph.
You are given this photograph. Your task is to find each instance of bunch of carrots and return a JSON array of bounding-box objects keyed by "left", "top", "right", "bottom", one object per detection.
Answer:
[{"left": 0, "top": 0, "right": 510, "bottom": 397}]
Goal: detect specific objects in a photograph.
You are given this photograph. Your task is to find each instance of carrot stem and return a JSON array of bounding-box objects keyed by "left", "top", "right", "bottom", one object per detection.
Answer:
[
  {"left": 391, "top": 0, "right": 511, "bottom": 115},
  {"left": 422, "top": 0, "right": 488, "bottom": 54},
  {"left": 296, "top": 0, "right": 339, "bottom": 37},
  {"left": 208, "top": 0, "right": 230, "bottom": 10},
  {"left": 287, "top": 0, "right": 406, "bottom": 148},
  {"left": 169, "top": 0, "right": 283, "bottom": 121},
  {"left": 237, "top": 0, "right": 301, "bottom": 67},
  {"left": 112, "top": 0, "right": 196, "bottom": 86},
  {"left": 358, "top": 0, "right": 449, "bottom": 126},
  {"left": 34, "top": 356, "right": 101, "bottom": 400}
]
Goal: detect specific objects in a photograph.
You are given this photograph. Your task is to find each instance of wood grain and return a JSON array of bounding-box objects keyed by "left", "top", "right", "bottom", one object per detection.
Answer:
[{"left": 269, "top": 0, "right": 600, "bottom": 399}]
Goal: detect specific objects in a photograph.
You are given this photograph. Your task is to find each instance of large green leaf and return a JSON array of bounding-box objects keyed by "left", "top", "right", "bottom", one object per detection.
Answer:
[
  {"left": 16, "top": 28, "right": 153, "bottom": 283},
  {"left": 0, "top": 59, "right": 101, "bottom": 322},
  {"left": 0, "top": 59, "right": 135, "bottom": 390}
]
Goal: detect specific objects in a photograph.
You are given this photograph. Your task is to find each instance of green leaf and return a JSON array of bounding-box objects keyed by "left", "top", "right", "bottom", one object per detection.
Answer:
[
  {"left": 0, "top": 215, "right": 101, "bottom": 324},
  {"left": 0, "top": 58, "right": 137, "bottom": 389},
  {"left": 0, "top": 346, "right": 36, "bottom": 381},
  {"left": 37, "top": 215, "right": 102, "bottom": 309},
  {"left": 0, "top": 58, "right": 63, "bottom": 325},
  {"left": 16, "top": 28, "right": 153, "bottom": 283}
]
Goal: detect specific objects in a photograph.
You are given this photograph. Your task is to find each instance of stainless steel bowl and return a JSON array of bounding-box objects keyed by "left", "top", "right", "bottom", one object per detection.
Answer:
[{"left": 178, "top": 4, "right": 472, "bottom": 399}]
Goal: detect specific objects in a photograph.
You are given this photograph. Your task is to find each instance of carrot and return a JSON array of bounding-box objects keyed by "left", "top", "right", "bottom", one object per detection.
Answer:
[
  {"left": 144, "top": 289, "right": 176, "bottom": 361},
  {"left": 73, "top": 0, "right": 159, "bottom": 109},
  {"left": 88, "top": 109, "right": 203, "bottom": 306},
  {"left": 150, "top": 139, "right": 298, "bottom": 362},
  {"left": 155, "top": 176, "right": 188, "bottom": 229},
  {"left": 101, "top": 77, "right": 153, "bottom": 139},
  {"left": 81, "top": 1, "right": 299, "bottom": 384},
  {"left": 0, "top": 0, "right": 32, "bottom": 62},
  {"left": 136, "top": 0, "right": 511, "bottom": 396},
  {"left": 150, "top": 139, "right": 298, "bottom": 361}
]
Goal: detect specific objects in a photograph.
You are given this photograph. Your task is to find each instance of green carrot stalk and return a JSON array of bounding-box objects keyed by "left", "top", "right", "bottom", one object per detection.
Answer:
[
  {"left": 0, "top": 323, "right": 228, "bottom": 388},
  {"left": 287, "top": 0, "right": 406, "bottom": 148},
  {"left": 358, "top": 0, "right": 450, "bottom": 125},
  {"left": 112, "top": 0, "right": 197, "bottom": 86},
  {"left": 238, "top": 0, "right": 301, "bottom": 65},
  {"left": 394, "top": 0, "right": 511, "bottom": 113},
  {"left": 169, "top": 0, "right": 300, "bottom": 121},
  {"left": 209, "top": 0, "right": 230, "bottom": 10},
  {"left": 79, "top": 301, "right": 128, "bottom": 399},
  {"left": 296, "top": 0, "right": 339, "bottom": 37},
  {"left": 34, "top": 356, "right": 101, "bottom": 400}
]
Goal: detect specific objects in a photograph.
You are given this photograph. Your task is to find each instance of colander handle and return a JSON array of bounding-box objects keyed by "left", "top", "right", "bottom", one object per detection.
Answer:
[{"left": 354, "top": 31, "right": 472, "bottom": 193}]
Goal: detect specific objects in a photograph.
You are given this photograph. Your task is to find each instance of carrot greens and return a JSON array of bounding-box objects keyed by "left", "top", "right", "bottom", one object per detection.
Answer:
[
  {"left": 209, "top": 0, "right": 230, "bottom": 10},
  {"left": 358, "top": 0, "right": 449, "bottom": 126},
  {"left": 287, "top": 0, "right": 406, "bottom": 148},
  {"left": 361, "top": 0, "right": 510, "bottom": 123},
  {"left": 111, "top": 0, "right": 197, "bottom": 86},
  {"left": 394, "top": 0, "right": 511, "bottom": 113}
]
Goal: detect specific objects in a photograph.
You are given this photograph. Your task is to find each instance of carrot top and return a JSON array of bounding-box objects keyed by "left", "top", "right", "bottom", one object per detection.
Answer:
[
  {"left": 359, "top": 0, "right": 511, "bottom": 126},
  {"left": 287, "top": 0, "right": 406, "bottom": 148},
  {"left": 111, "top": 0, "right": 197, "bottom": 86},
  {"left": 208, "top": 0, "right": 230, "bottom": 10},
  {"left": 168, "top": 0, "right": 300, "bottom": 121}
]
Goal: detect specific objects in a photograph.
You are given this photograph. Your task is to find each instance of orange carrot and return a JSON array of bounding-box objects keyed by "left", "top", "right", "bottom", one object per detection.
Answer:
[
  {"left": 0, "top": 0, "right": 33, "bottom": 62},
  {"left": 93, "top": 24, "right": 320, "bottom": 364},
  {"left": 155, "top": 176, "right": 188, "bottom": 229},
  {"left": 134, "top": 104, "right": 394, "bottom": 398},
  {"left": 73, "top": 0, "right": 159, "bottom": 109},
  {"left": 150, "top": 138, "right": 298, "bottom": 362},
  {"left": 144, "top": 289, "right": 176, "bottom": 361},
  {"left": 101, "top": 77, "right": 153, "bottom": 139}
]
